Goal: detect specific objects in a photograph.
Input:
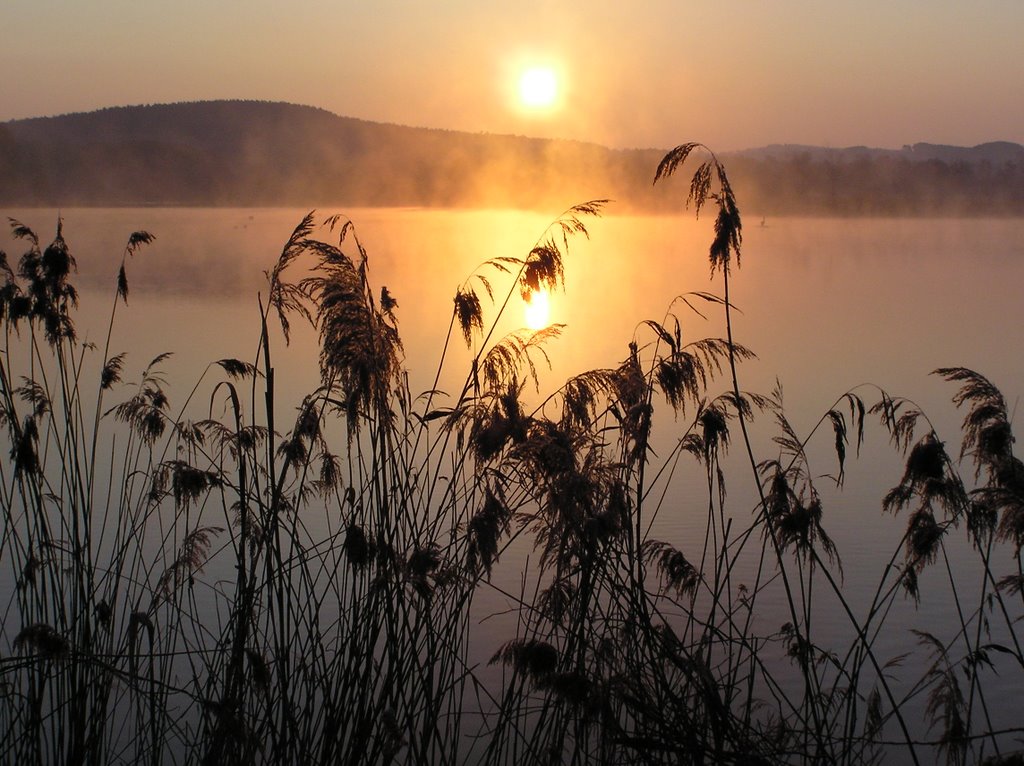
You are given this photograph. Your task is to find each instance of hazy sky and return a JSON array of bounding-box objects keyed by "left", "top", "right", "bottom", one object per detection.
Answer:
[{"left": 3, "top": 0, "right": 1022, "bottom": 150}]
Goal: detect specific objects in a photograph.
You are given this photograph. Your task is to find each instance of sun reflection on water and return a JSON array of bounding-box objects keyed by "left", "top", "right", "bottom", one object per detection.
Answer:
[{"left": 524, "top": 288, "right": 551, "bottom": 329}]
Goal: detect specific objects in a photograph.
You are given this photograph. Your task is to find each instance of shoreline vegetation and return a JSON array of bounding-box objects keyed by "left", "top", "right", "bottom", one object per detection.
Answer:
[
  {"left": 3, "top": 101, "right": 1024, "bottom": 216},
  {"left": 1, "top": 144, "right": 1023, "bottom": 765}
]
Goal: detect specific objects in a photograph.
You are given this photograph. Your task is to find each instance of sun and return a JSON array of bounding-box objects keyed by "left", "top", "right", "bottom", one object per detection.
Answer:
[
  {"left": 518, "top": 66, "right": 558, "bottom": 109},
  {"left": 524, "top": 289, "right": 551, "bottom": 329}
]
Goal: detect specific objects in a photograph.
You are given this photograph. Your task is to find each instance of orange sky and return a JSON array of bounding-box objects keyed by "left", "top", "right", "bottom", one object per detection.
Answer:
[{"left": 2, "top": 1, "right": 1022, "bottom": 150}]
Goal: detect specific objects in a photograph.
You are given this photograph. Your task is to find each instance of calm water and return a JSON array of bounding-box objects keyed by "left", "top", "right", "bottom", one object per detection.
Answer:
[
  {"left": 9, "top": 208, "right": 1020, "bottom": 422},
  {"left": 4, "top": 207, "right": 1024, "bottom": 756}
]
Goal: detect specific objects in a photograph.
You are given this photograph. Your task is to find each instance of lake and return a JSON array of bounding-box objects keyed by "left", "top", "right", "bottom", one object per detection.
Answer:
[
  {"left": 2, "top": 206, "right": 1023, "bottom": 763},
  {"left": 8, "top": 207, "right": 1020, "bottom": 423}
]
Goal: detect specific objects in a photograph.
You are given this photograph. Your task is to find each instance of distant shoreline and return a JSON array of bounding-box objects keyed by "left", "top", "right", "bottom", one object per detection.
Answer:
[
  {"left": 4, "top": 202, "right": 1024, "bottom": 221},
  {"left": 3, "top": 101, "right": 1023, "bottom": 216}
]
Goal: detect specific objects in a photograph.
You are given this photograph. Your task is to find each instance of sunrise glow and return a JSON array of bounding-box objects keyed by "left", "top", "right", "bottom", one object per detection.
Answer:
[
  {"left": 518, "top": 67, "right": 558, "bottom": 109},
  {"left": 3, "top": 1, "right": 1023, "bottom": 760}
]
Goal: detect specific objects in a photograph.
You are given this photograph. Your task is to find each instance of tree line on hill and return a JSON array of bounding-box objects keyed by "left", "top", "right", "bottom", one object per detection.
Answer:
[{"left": 1, "top": 100, "right": 1022, "bottom": 215}]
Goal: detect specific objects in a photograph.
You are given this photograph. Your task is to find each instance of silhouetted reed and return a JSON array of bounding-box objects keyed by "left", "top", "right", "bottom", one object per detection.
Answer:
[{"left": 0, "top": 146, "right": 1022, "bottom": 766}]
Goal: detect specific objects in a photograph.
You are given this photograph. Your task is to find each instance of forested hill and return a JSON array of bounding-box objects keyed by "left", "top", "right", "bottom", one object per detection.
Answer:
[
  {"left": 2, "top": 100, "right": 1022, "bottom": 215},
  {"left": 0, "top": 101, "right": 649, "bottom": 210}
]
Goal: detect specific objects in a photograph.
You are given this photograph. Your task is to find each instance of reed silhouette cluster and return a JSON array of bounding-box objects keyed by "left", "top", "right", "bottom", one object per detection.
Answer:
[{"left": 0, "top": 147, "right": 1021, "bottom": 765}]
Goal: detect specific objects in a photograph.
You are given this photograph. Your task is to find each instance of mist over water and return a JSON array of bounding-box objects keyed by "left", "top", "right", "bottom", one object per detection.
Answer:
[{"left": 6, "top": 207, "right": 1022, "bottom": 498}]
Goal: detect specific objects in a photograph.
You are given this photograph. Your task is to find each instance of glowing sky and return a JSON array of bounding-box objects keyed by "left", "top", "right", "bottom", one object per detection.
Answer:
[{"left": 3, "top": 0, "right": 1022, "bottom": 150}]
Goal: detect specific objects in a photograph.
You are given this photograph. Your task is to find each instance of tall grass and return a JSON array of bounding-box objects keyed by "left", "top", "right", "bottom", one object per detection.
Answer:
[{"left": 1, "top": 148, "right": 1022, "bottom": 765}]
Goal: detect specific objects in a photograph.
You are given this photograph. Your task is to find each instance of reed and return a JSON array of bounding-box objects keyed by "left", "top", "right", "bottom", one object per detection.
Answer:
[{"left": 0, "top": 147, "right": 1021, "bottom": 765}]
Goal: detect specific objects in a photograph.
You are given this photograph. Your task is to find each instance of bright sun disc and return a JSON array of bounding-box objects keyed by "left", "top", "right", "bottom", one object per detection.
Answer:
[
  {"left": 524, "top": 289, "right": 551, "bottom": 329},
  {"left": 518, "top": 67, "right": 558, "bottom": 108}
]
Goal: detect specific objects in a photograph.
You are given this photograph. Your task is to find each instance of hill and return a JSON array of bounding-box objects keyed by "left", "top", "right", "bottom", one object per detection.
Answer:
[
  {"left": 737, "top": 141, "right": 1024, "bottom": 165},
  {"left": 0, "top": 101, "right": 656, "bottom": 210},
  {"left": 2, "top": 101, "right": 1022, "bottom": 215}
]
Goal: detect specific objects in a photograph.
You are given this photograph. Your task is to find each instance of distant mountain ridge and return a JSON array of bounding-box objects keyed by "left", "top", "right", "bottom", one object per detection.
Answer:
[
  {"left": 738, "top": 141, "right": 1024, "bottom": 165},
  {"left": 2, "top": 100, "right": 1022, "bottom": 214},
  {"left": 0, "top": 101, "right": 645, "bottom": 209}
]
